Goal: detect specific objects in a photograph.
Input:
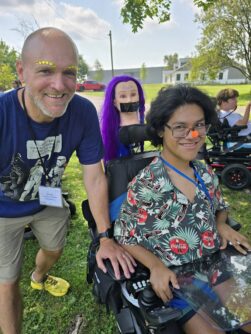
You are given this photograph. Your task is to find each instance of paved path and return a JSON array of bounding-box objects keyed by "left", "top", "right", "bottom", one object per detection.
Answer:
[{"left": 77, "top": 93, "right": 104, "bottom": 115}]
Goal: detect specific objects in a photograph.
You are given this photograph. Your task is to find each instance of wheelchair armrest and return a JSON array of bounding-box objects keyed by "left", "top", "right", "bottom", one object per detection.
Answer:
[
  {"left": 226, "top": 217, "right": 241, "bottom": 231},
  {"left": 82, "top": 199, "right": 96, "bottom": 229}
]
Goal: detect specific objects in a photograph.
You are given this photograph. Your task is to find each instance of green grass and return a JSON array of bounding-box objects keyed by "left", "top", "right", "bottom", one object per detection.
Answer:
[
  {"left": 80, "top": 83, "right": 251, "bottom": 106},
  {"left": 142, "top": 83, "right": 251, "bottom": 105},
  {"left": 21, "top": 153, "right": 251, "bottom": 333}
]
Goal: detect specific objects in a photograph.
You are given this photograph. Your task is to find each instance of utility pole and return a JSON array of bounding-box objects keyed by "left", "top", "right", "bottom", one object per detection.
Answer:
[{"left": 108, "top": 30, "right": 114, "bottom": 77}]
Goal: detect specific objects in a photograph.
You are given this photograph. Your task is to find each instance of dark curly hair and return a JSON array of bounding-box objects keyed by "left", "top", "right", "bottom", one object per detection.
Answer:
[{"left": 146, "top": 85, "right": 218, "bottom": 146}]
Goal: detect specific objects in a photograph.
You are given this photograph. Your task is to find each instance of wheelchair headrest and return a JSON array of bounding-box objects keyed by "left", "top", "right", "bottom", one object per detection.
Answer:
[
  {"left": 119, "top": 124, "right": 150, "bottom": 146},
  {"left": 106, "top": 151, "right": 159, "bottom": 202}
]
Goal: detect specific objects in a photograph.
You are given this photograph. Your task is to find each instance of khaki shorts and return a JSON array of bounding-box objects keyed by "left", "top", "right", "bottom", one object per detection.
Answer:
[{"left": 0, "top": 205, "right": 70, "bottom": 283}]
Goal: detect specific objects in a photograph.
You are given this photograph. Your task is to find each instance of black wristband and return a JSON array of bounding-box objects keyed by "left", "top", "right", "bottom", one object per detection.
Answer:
[{"left": 95, "top": 227, "right": 113, "bottom": 244}]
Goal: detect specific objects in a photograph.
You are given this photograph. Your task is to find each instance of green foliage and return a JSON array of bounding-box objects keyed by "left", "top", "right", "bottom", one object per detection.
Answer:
[
  {"left": 120, "top": 0, "right": 215, "bottom": 32},
  {"left": 121, "top": 0, "right": 171, "bottom": 33},
  {"left": 77, "top": 55, "right": 89, "bottom": 82},
  {"left": 163, "top": 53, "right": 178, "bottom": 70},
  {"left": 193, "top": 0, "right": 251, "bottom": 80},
  {"left": 0, "top": 64, "right": 15, "bottom": 90},
  {"left": 140, "top": 62, "right": 148, "bottom": 82},
  {"left": 93, "top": 59, "right": 104, "bottom": 82},
  {"left": 0, "top": 40, "right": 19, "bottom": 73},
  {"left": 193, "top": 0, "right": 215, "bottom": 10},
  {"left": 0, "top": 40, "right": 19, "bottom": 89}
]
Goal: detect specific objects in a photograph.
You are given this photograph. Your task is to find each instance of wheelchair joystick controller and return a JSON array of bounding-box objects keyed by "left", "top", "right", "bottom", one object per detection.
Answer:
[
  {"left": 140, "top": 286, "right": 158, "bottom": 306},
  {"left": 138, "top": 286, "right": 182, "bottom": 327}
]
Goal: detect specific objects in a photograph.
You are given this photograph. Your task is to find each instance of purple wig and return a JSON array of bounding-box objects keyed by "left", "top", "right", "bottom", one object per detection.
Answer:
[{"left": 101, "top": 75, "right": 145, "bottom": 164}]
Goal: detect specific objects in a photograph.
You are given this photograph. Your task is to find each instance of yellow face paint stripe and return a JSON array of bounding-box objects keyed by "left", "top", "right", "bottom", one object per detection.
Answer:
[
  {"left": 35, "top": 61, "right": 77, "bottom": 72},
  {"left": 65, "top": 65, "right": 78, "bottom": 71},
  {"left": 35, "top": 60, "right": 56, "bottom": 67}
]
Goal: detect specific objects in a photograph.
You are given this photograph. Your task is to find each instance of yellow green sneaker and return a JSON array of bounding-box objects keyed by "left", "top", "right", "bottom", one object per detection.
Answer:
[{"left": 31, "top": 275, "right": 70, "bottom": 297}]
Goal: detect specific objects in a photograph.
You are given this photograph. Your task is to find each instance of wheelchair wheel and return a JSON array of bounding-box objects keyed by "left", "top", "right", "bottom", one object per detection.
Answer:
[{"left": 221, "top": 164, "right": 251, "bottom": 190}]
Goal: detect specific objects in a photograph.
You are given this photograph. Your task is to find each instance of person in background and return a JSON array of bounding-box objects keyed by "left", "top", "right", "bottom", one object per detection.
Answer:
[
  {"left": 114, "top": 85, "right": 251, "bottom": 334},
  {"left": 100, "top": 75, "right": 145, "bottom": 164},
  {"left": 216, "top": 88, "right": 251, "bottom": 136},
  {"left": 0, "top": 27, "right": 135, "bottom": 334}
]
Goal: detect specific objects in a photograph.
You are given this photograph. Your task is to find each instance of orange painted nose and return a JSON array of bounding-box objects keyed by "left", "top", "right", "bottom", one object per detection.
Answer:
[{"left": 191, "top": 130, "right": 199, "bottom": 138}]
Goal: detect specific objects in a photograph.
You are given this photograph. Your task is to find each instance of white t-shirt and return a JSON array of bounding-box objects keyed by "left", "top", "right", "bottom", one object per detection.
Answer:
[{"left": 218, "top": 110, "right": 251, "bottom": 136}]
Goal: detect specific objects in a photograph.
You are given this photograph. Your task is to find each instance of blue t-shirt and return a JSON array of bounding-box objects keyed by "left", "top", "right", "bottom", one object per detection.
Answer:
[{"left": 0, "top": 89, "right": 104, "bottom": 217}]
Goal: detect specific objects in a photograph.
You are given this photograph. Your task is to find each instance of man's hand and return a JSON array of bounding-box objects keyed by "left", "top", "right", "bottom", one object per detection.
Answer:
[
  {"left": 96, "top": 238, "right": 136, "bottom": 280},
  {"left": 217, "top": 223, "right": 251, "bottom": 255},
  {"left": 150, "top": 262, "right": 180, "bottom": 303}
]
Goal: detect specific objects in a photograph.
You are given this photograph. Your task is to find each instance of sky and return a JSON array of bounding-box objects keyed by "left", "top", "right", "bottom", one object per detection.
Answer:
[{"left": 0, "top": 0, "right": 202, "bottom": 70}]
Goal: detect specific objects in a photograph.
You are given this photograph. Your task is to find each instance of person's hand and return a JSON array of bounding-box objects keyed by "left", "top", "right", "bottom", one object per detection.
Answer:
[
  {"left": 96, "top": 238, "right": 136, "bottom": 280},
  {"left": 150, "top": 262, "right": 180, "bottom": 303},
  {"left": 217, "top": 223, "right": 251, "bottom": 255}
]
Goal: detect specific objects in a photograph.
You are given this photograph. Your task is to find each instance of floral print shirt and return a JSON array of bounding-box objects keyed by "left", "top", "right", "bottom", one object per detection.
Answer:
[{"left": 114, "top": 157, "right": 228, "bottom": 267}]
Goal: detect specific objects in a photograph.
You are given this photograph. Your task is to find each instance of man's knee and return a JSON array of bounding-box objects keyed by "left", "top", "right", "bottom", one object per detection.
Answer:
[{"left": 0, "top": 280, "right": 19, "bottom": 298}]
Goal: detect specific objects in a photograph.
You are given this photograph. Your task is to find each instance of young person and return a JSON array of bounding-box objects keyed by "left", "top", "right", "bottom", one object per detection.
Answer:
[
  {"left": 216, "top": 88, "right": 251, "bottom": 136},
  {"left": 114, "top": 85, "right": 251, "bottom": 334}
]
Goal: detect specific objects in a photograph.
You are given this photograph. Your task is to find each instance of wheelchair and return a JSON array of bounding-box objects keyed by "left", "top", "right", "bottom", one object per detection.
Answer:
[
  {"left": 203, "top": 119, "right": 251, "bottom": 190},
  {"left": 82, "top": 124, "right": 243, "bottom": 334}
]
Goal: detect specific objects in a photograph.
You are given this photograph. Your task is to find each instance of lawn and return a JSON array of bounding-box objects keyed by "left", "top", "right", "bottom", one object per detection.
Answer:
[
  {"left": 142, "top": 83, "right": 251, "bottom": 106},
  {"left": 21, "top": 153, "right": 251, "bottom": 334},
  {"left": 83, "top": 83, "right": 251, "bottom": 107}
]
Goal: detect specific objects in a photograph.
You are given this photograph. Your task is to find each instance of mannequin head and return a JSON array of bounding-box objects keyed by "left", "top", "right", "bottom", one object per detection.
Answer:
[{"left": 101, "top": 75, "right": 145, "bottom": 163}]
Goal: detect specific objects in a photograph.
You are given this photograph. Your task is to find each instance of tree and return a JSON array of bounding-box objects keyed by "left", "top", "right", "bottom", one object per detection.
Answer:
[
  {"left": 191, "top": 0, "right": 251, "bottom": 81},
  {"left": 0, "top": 64, "right": 15, "bottom": 90},
  {"left": 0, "top": 40, "right": 19, "bottom": 74},
  {"left": 77, "top": 55, "right": 89, "bottom": 82},
  {"left": 120, "top": 0, "right": 215, "bottom": 32},
  {"left": 140, "top": 63, "right": 148, "bottom": 82},
  {"left": 163, "top": 53, "right": 178, "bottom": 70},
  {"left": 93, "top": 59, "right": 104, "bottom": 82},
  {"left": 0, "top": 40, "right": 19, "bottom": 89}
]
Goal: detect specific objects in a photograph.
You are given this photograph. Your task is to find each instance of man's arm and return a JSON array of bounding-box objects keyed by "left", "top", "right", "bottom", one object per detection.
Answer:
[
  {"left": 235, "top": 101, "right": 251, "bottom": 126},
  {"left": 82, "top": 162, "right": 136, "bottom": 279}
]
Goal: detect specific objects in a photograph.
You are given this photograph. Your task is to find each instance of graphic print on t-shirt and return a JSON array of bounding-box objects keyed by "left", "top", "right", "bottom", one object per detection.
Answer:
[{"left": 0, "top": 134, "right": 67, "bottom": 201}]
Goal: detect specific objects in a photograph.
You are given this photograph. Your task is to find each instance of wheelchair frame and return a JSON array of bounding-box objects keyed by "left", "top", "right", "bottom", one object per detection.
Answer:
[{"left": 203, "top": 121, "right": 251, "bottom": 190}]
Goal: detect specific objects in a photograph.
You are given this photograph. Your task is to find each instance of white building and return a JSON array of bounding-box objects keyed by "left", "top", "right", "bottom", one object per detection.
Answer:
[{"left": 163, "top": 58, "right": 247, "bottom": 85}]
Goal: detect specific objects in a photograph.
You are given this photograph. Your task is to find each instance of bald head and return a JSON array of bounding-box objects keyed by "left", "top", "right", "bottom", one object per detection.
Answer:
[{"left": 21, "top": 27, "right": 79, "bottom": 64}]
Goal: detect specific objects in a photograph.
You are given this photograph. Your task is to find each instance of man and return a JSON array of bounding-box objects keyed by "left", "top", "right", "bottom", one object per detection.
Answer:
[
  {"left": 0, "top": 27, "right": 135, "bottom": 334},
  {"left": 216, "top": 88, "right": 251, "bottom": 136}
]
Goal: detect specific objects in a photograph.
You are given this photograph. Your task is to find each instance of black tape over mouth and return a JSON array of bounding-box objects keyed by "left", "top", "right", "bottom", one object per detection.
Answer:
[{"left": 120, "top": 101, "right": 139, "bottom": 113}]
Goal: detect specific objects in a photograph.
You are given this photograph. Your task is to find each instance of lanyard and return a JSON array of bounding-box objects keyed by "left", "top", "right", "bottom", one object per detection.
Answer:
[
  {"left": 21, "top": 89, "right": 58, "bottom": 182},
  {"left": 160, "top": 156, "right": 214, "bottom": 211}
]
